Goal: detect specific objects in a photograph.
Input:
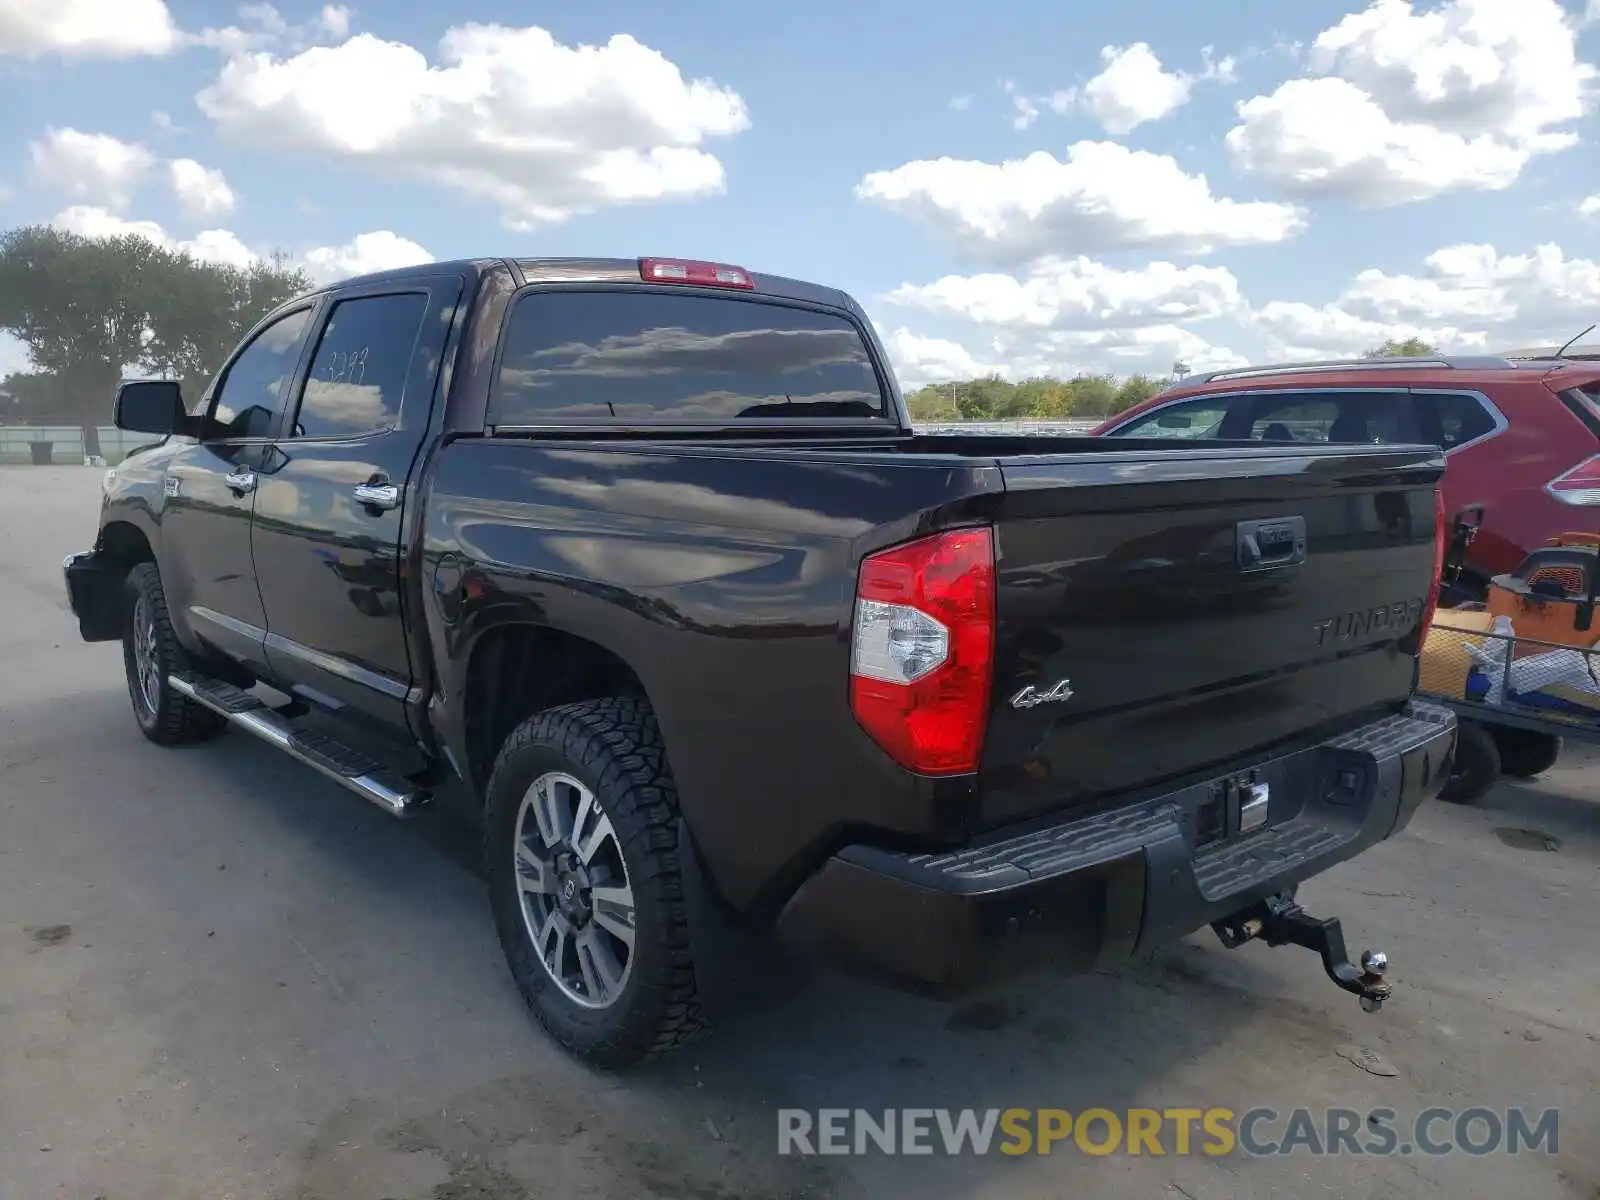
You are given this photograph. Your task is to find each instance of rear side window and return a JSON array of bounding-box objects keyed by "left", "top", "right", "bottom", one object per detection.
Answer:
[
  {"left": 1564, "top": 385, "right": 1600, "bottom": 437},
  {"left": 1109, "top": 388, "right": 1420, "bottom": 444},
  {"left": 1247, "top": 396, "right": 1340, "bottom": 442},
  {"left": 490, "top": 290, "right": 886, "bottom": 424},
  {"left": 1245, "top": 390, "right": 1418, "bottom": 443},
  {"left": 1108, "top": 398, "right": 1229, "bottom": 438},
  {"left": 1419, "top": 391, "right": 1499, "bottom": 450},
  {"left": 289, "top": 293, "right": 430, "bottom": 439}
]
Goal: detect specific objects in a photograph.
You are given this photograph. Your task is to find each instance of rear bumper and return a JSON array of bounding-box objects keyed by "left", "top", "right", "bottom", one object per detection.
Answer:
[
  {"left": 774, "top": 701, "right": 1456, "bottom": 995},
  {"left": 63, "top": 549, "right": 126, "bottom": 642}
]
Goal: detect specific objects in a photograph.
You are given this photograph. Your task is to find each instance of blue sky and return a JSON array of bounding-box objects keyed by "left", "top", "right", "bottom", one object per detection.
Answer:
[{"left": 4, "top": 0, "right": 1600, "bottom": 385}]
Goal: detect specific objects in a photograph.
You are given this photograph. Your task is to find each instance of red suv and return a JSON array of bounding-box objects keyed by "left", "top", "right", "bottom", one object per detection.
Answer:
[{"left": 1094, "top": 355, "right": 1600, "bottom": 599}]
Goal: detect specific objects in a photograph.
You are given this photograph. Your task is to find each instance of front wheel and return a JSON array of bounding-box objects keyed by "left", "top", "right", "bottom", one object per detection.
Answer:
[
  {"left": 1492, "top": 728, "right": 1562, "bottom": 779},
  {"left": 1438, "top": 720, "right": 1499, "bottom": 805},
  {"left": 122, "top": 562, "right": 227, "bottom": 746},
  {"left": 484, "top": 697, "right": 704, "bottom": 1067}
]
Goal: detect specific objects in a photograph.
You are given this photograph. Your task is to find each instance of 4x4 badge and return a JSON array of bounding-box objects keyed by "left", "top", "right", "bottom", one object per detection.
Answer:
[{"left": 1010, "top": 678, "right": 1074, "bottom": 709}]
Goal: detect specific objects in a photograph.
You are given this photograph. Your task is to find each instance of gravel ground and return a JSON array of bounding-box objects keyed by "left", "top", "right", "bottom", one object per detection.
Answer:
[{"left": 2, "top": 464, "right": 1597, "bottom": 1200}]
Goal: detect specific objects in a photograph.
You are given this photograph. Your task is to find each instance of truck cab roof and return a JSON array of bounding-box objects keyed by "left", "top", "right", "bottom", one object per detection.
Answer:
[{"left": 317, "top": 256, "right": 857, "bottom": 314}]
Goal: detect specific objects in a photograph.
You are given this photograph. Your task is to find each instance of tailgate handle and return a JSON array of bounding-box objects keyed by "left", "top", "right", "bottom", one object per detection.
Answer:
[{"left": 1236, "top": 517, "right": 1307, "bottom": 573}]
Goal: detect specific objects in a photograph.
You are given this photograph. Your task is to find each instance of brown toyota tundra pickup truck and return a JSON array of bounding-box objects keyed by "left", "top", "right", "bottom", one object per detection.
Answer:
[{"left": 65, "top": 255, "right": 1457, "bottom": 1066}]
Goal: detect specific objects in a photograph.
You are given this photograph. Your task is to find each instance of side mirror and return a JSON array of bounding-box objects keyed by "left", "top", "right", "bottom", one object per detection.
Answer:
[{"left": 113, "top": 380, "right": 186, "bottom": 435}]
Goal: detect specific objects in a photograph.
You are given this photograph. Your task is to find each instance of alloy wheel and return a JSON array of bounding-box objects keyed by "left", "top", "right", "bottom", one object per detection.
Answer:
[
  {"left": 513, "top": 771, "right": 637, "bottom": 1009},
  {"left": 131, "top": 592, "right": 161, "bottom": 718}
]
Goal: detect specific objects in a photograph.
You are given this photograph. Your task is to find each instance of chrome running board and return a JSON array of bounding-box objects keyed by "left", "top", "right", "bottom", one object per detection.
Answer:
[{"left": 168, "top": 673, "right": 431, "bottom": 818}]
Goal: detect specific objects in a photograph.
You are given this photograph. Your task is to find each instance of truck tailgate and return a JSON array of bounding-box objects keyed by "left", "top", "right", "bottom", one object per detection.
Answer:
[{"left": 979, "top": 443, "right": 1443, "bottom": 829}]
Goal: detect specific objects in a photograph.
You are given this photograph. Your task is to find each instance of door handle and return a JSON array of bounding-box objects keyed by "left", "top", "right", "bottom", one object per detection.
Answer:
[
  {"left": 224, "top": 467, "right": 257, "bottom": 495},
  {"left": 353, "top": 481, "right": 401, "bottom": 512}
]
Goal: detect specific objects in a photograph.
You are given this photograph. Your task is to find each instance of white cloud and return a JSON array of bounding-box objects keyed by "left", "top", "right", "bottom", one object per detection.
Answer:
[
  {"left": 301, "top": 231, "right": 433, "bottom": 284},
  {"left": 1007, "top": 85, "right": 1040, "bottom": 131},
  {"left": 886, "top": 237, "right": 1600, "bottom": 380},
  {"left": 50, "top": 205, "right": 252, "bottom": 267},
  {"left": 0, "top": 0, "right": 178, "bottom": 58},
  {"left": 882, "top": 328, "right": 1007, "bottom": 387},
  {"left": 47, "top": 204, "right": 426, "bottom": 283},
  {"left": 29, "top": 128, "right": 154, "bottom": 209},
  {"left": 1081, "top": 43, "right": 1236, "bottom": 134},
  {"left": 1227, "top": 0, "right": 1596, "bottom": 205},
  {"left": 317, "top": 4, "right": 350, "bottom": 39},
  {"left": 168, "top": 158, "right": 237, "bottom": 217},
  {"left": 52, "top": 204, "right": 178, "bottom": 246},
  {"left": 1247, "top": 300, "right": 1486, "bottom": 359},
  {"left": 884, "top": 257, "right": 1243, "bottom": 330},
  {"left": 1245, "top": 241, "right": 1600, "bottom": 357},
  {"left": 1003, "top": 80, "right": 1075, "bottom": 131},
  {"left": 1339, "top": 243, "right": 1600, "bottom": 331},
  {"left": 181, "top": 228, "right": 256, "bottom": 269},
  {"left": 188, "top": 2, "right": 352, "bottom": 56},
  {"left": 856, "top": 141, "right": 1306, "bottom": 265},
  {"left": 879, "top": 255, "right": 1250, "bottom": 384},
  {"left": 1579, "top": 194, "right": 1600, "bottom": 218},
  {"left": 895, "top": 323, "right": 1247, "bottom": 386},
  {"left": 999, "top": 326, "right": 1248, "bottom": 377},
  {"left": 196, "top": 24, "right": 750, "bottom": 229},
  {"left": 949, "top": 94, "right": 973, "bottom": 112}
]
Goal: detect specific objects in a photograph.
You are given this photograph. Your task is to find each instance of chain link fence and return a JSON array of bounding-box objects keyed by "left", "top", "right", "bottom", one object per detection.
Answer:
[{"left": 0, "top": 426, "right": 155, "bottom": 465}]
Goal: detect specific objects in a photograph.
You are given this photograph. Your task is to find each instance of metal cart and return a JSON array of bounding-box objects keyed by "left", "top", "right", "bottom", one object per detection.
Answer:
[{"left": 1420, "top": 509, "right": 1599, "bottom": 804}]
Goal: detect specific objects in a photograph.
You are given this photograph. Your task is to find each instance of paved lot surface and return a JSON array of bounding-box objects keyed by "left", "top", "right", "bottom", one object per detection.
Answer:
[{"left": 3, "top": 464, "right": 1598, "bottom": 1200}]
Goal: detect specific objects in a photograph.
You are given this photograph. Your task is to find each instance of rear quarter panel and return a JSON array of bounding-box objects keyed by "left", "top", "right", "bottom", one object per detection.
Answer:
[
  {"left": 1449, "top": 381, "right": 1598, "bottom": 576},
  {"left": 421, "top": 437, "right": 1000, "bottom": 910}
]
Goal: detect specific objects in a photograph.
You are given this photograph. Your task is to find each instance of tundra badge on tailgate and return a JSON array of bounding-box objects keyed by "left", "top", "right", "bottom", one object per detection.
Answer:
[{"left": 1010, "top": 678, "right": 1075, "bottom": 709}]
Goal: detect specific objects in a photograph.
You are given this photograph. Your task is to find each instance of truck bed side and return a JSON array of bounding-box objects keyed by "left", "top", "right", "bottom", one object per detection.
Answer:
[{"left": 420, "top": 435, "right": 1443, "bottom": 916}]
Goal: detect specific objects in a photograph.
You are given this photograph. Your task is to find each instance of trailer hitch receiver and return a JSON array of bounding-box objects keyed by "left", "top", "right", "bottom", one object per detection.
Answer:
[{"left": 1212, "top": 892, "right": 1391, "bottom": 1013}]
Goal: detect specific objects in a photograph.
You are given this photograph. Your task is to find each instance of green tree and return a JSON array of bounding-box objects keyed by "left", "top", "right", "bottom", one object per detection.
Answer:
[
  {"left": 1064, "top": 373, "right": 1120, "bottom": 419},
  {"left": 1114, "top": 373, "right": 1162, "bottom": 413},
  {"left": 1362, "top": 336, "right": 1436, "bottom": 360},
  {"left": 901, "top": 369, "right": 1172, "bottom": 423},
  {"left": 0, "top": 371, "right": 67, "bottom": 425},
  {"left": 0, "top": 226, "right": 309, "bottom": 454},
  {"left": 904, "top": 383, "right": 964, "bottom": 421}
]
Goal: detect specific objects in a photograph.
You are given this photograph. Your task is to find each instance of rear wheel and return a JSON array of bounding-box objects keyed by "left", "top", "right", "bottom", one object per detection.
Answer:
[
  {"left": 1438, "top": 720, "right": 1499, "bottom": 805},
  {"left": 122, "top": 563, "right": 226, "bottom": 746},
  {"left": 1492, "top": 728, "right": 1562, "bottom": 779},
  {"left": 484, "top": 697, "right": 704, "bottom": 1067}
]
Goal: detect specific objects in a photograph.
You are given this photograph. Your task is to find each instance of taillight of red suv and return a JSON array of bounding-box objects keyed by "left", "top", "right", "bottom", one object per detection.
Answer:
[
  {"left": 1546, "top": 454, "right": 1600, "bottom": 506},
  {"left": 849, "top": 528, "right": 995, "bottom": 775}
]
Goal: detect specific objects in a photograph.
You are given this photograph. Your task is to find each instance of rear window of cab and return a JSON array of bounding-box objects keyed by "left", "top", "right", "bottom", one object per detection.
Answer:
[{"left": 488, "top": 289, "right": 888, "bottom": 425}]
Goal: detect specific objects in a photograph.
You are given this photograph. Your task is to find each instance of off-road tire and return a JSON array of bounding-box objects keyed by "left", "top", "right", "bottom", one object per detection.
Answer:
[
  {"left": 484, "top": 697, "right": 705, "bottom": 1067},
  {"left": 122, "top": 563, "right": 228, "bottom": 746},
  {"left": 1492, "top": 728, "right": 1562, "bottom": 779},
  {"left": 1438, "top": 720, "right": 1499, "bottom": 804}
]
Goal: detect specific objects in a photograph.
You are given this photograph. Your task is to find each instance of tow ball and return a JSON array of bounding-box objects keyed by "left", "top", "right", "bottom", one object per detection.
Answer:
[{"left": 1211, "top": 892, "right": 1391, "bottom": 1013}]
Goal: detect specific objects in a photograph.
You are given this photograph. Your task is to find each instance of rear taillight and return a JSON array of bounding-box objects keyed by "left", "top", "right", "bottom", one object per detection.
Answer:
[
  {"left": 1421, "top": 488, "right": 1447, "bottom": 635},
  {"left": 638, "top": 257, "right": 754, "bottom": 289},
  {"left": 849, "top": 528, "right": 995, "bottom": 775},
  {"left": 1546, "top": 453, "right": 1600, "bottom": 505}
]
